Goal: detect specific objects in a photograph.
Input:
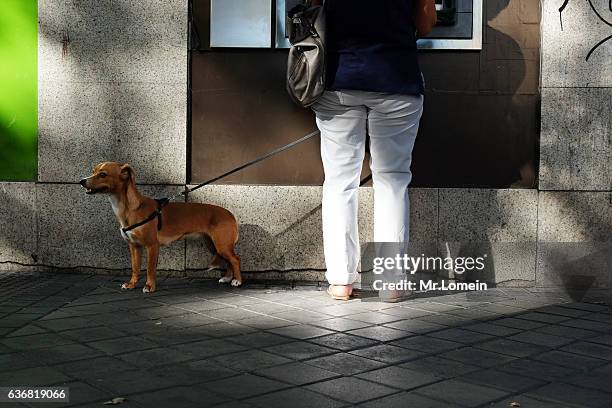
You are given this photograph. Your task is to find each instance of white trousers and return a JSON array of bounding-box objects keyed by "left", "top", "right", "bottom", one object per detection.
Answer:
[{"left": 312, "top": 90, "right": 424, "bottom": 285}]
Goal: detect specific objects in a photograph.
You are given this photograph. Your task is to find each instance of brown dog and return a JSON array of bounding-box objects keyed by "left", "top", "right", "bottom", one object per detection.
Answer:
[{"left": 80, "top": 162, "right": 242, "bottom": 292}]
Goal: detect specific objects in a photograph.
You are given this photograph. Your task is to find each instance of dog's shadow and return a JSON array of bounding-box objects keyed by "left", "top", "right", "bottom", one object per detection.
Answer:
[{"left": 186, "top": 223, "right": 280, "bottom": 273}]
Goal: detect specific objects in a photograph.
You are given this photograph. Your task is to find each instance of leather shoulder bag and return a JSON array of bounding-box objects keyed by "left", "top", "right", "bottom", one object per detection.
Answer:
[{"left": 286, "top": 0, "right": 327, "bottom": 108}]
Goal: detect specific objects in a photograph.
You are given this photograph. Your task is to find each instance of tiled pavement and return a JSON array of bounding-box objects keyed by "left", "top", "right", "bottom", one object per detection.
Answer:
[{"left": 1, "top": 272, "right": 612, "bottom": 407}]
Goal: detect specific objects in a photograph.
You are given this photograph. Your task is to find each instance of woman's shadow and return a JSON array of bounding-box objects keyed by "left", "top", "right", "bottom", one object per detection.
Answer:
[{"left": 436, "top": 0, "right": 538, "bottom": 288}]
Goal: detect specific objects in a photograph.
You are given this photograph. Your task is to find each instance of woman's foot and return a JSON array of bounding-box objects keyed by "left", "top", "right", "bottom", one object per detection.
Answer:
[
  {"left": 379, "top": 288, "right": 413, "bottom": 303},
  {"left": 327, "top": 284, "right": 353, "bottom": 300}
]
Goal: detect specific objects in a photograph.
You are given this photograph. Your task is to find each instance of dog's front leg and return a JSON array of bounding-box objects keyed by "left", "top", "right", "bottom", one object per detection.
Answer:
[
  {"left": 143, "top": 243, "right": 159, "bottom": 293},
  {"left": 122, "top": 243, "right": 142, "bottom": 290}
]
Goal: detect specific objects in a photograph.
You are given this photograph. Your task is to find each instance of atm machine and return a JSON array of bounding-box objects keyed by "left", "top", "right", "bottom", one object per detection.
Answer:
[
  {"left": 209, "top": 0, "right": 483, "bottom": 50},
  {"left": 192, "top": 0, "right": 484, "bottom": 185},
  {"left": 435, "top": 0, "right": 458, "bottom": 25}
]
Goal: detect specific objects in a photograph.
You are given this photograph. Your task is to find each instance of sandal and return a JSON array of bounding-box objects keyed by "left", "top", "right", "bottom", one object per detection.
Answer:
[{"left": 327, "top": 284, "right": 353, "bottom": 301}]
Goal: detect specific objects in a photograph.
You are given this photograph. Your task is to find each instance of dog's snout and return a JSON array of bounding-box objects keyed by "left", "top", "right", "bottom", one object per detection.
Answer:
[{"left": 79, "top": 178, "right": 87, "bottom": 187}]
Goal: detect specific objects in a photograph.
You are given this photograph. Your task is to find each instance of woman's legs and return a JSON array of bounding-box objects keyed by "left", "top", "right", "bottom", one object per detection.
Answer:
[
  {"left": 313, "top": 90, "right": 423, "bottom": 293},
  {"left": 366, "top": 93, "right": 424, "bottom": 294},
  {"left": 313, "top": 91, "right": 367, "bottom": 287},
  {"left": 367, "top": 93, "right": 423, "bottom": 243}
]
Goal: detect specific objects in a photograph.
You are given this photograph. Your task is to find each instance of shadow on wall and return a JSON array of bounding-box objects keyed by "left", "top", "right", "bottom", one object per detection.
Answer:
[
  {"left": 0, "top": 186, "right": 37, "bottom": 268},
  {"left": 37, "top": 0, "right": 186, "bottom": 184},
  {"left": 189, "top": 223, "right": 279, "bottom": 271},
  {"left": 485, "top": 0, "right": 539, "bottom": 189},
  {"left": 414, "top": 0, "right": 539, "bottom": 188},
  {"left": 536, "top": 192, "right": 612, "bottom": 298},
  {"left": 187, "top": 202, "right": 326, "bottom": 273},
  {"left": 411, "top": 0, "right": 540, "bottom": 292},
  {"left": 537, "top": 0, "right": 612, "bottom": 296}
]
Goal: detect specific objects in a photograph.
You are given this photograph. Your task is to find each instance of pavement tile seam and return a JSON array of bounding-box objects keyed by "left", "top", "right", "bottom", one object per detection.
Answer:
[
  {"left": 54, "top": 379, "right": 128, "bottom": 407},
  {"left": 414, "top": 380, "right": 515, "bottom": 407},
  {"left": 459, "top": 369, "right": 552, "bottom": 397},
  {"left": 139, "top": 305, "right": 288, "bottom": 334},
  {"left": 301, "top": 353, "right": 389, "bottom": 376},
  {"left": 252, "top": 363, "right": 344, "bottom": 386},
  {"left": 355, "top": 368, "right": 447, "bottom": 392},
  {"left": 522, "top": 382, "right": 612, "bottom": 408},
  {"left": 0, "top": 283, "right": 101, "bottom": 338},
  {"left": 87, "top": 377, "right": 239, "bottom": 405},
  {"left": 303, "top": 376, "right": 403, "bottom": 404},
  {"left": 149, "top": 331, "right": 320, "bottom": 362},
  {"left": 555, "top": 347, "right": 612, "bottom": 365},
  {"left": 297, "top": 382, "right": 402, "bottom": 407},
  {"left": 556, "top": 375, "right": 612, "bottom": 396},
  {"left": 114, "top": 350, "right": 253, "bottom": 371},
  {"left": 507, "top": 338, "right": 611, "bottom": 369}
]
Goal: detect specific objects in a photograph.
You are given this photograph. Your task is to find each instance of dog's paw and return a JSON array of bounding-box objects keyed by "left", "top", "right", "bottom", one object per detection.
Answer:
[
  {"left": 230, "top": 279, "right": 242, "bottom": 287},
  {"left": 142, "top": 283, "right": 156, "bottom": 294},
  {"left": 121, "top": 282, "right": 136, "bottom": 290},
  {"left": 218, "top": 276, "right": 233, "bottom": 284}
]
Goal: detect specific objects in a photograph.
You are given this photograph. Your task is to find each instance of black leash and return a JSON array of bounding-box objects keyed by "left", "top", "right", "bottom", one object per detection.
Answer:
[{"left": 122, "top": 129, "right": 321, "bottom": 233}]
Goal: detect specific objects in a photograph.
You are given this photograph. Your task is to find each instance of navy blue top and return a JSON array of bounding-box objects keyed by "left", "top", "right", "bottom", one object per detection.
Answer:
[{"left": 325, "top": 0, "right": 424, "bottom": 95}]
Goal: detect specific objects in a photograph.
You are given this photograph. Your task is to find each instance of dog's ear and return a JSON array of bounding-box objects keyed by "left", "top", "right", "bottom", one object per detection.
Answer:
[{"left": 120, "top": 163, "right": 136, "bottom": 183}]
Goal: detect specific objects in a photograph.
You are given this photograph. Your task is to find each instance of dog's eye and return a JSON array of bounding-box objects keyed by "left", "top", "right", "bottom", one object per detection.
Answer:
[{"left": 99, "top": 173, "right": 107, "bottom": 178}]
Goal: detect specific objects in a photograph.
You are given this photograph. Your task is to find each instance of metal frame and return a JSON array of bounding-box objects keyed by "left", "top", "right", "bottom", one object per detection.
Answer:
[{"left": 275, "top": 0, "right": 293, "bottom": 49}]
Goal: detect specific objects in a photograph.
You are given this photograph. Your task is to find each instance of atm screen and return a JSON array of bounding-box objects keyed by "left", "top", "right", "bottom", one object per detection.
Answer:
[{"left": 434, "top": 0, "right": 458, "bottom": 26}]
